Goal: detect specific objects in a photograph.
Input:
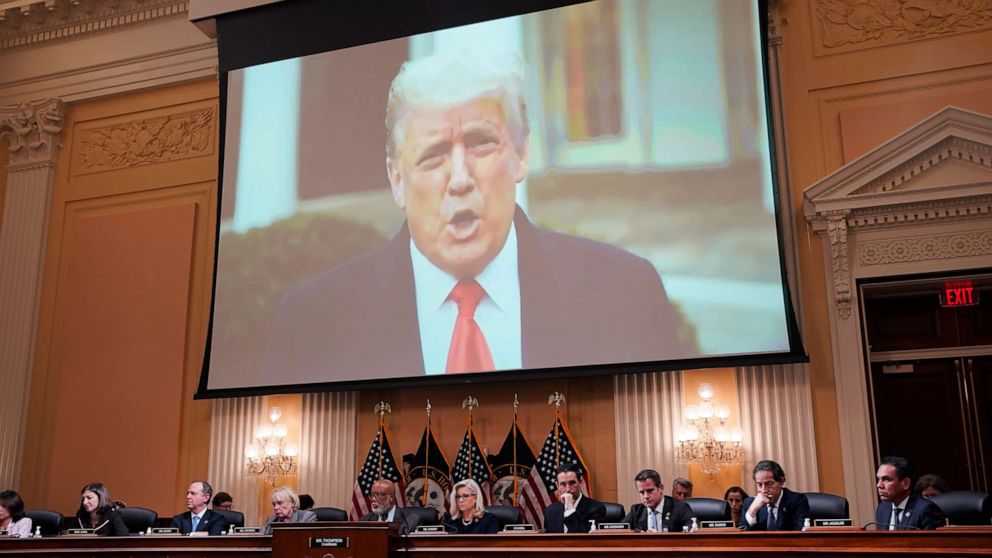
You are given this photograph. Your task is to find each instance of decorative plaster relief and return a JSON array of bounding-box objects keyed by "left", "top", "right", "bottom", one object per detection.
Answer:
[
  {"left": 859, "top": 229, "right": 992, "bottom": 265},
  {"left": 813, "top": 0, "right": 992, "bottom": 54},
  {"left": 75, "top": 107, "right": 214, "bottom": 173},
  {"left": 827, "top": 214, "right": 852, "bottom": 320},
  {"left": 0, "top": 0, "right": 188, "bottom": 50},
  {"left": 0, "top": 98, "right": 65, "bottom": 166}
]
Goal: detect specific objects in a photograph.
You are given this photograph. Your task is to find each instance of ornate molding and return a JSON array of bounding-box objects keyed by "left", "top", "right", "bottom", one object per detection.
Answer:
[
  {"left": 859, "top": 230, "right": 992, "bottom": 266},
  {"left": 826, "top": 214, "right": 852, "bottom": 320},
  {"left": 0, "top": 98, "right": 65, "bottom": 166},
  {"left": 852, "top": 136, "right": 992, "bottom": 195},
  {"left": 813, "top": 0, "right": 992, "bottom": 54},
  {"left": 74, "top": 106, "right": 214, "bottom": 173},
  {"left": 0, "top": 0, "right": 188, "bottom": 51}
]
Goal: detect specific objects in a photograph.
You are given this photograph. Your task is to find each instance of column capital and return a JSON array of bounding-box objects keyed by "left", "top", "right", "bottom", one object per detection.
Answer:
[{"left": 1, "top": 98, "right": 66, "bottom": 167}]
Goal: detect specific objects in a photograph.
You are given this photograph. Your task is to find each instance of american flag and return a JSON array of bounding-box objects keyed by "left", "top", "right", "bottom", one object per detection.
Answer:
[
  {"left": 451, "top": 426, "right": 495, "bottom": 506},
  {"left": 518, "top": 417, "right": 590, "bottom": 529},
  {"left": 349, "top": 426, "right": 406, "bottom": 520}
]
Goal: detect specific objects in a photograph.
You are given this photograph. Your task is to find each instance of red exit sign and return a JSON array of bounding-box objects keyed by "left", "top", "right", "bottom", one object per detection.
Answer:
[{"left": 940, "top": 281, "right": 979, "bottom": 307}]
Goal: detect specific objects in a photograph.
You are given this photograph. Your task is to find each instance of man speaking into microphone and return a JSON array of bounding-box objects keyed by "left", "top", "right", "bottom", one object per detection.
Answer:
[{"left": 740, "top": 460, "right": 810, "bottom": 531}]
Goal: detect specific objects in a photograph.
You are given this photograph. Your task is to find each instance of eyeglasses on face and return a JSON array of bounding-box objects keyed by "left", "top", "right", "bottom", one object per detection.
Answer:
[
  {"left": 455, "top": 493, "right": 477, "bottom": 500},
  {"left": 370, "top": 493, "right": 393, "bottom": 500}
]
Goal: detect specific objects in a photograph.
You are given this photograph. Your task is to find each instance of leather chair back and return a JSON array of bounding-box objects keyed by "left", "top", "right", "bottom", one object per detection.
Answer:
[
  {"left": 684, "top": 498, "right": 731, "bottom": 522},
  {"left": 213, "top": 509, "right": 245, "bottom": 529},
  {"left": 24, "top": 509, "right": 63, "bottom": 537},
  {"left": 931, "top": 491, "right": 992, "bottom": 526},
  {"left": 311, "top": 507, "right": 348, "bottom": 522},
  {"left": 805, "top": 492, "right": 850, "bottom": 520},
  {"left": 119, "top": 507, "right": 157, "bottom": 534},
  {"left": 403, "top": 506, "right": 440, "bottom": 526},
  {"left": 601, "top": 502, "right": 626, "bottom": 523},
  {"left": 485, "top": 505, "right": 521, "bottom": 528}
]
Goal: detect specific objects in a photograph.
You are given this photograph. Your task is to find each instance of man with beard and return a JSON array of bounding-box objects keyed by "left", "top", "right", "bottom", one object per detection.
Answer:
[{"left": 360, "top": 479, "right": 420, "bottom": 535}]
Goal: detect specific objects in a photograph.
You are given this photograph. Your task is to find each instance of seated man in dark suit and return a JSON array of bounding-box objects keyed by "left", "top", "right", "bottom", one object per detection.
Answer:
[
  {"left": 359, "top": 479, "right": 419, "bottom": 535},
  {"left": 544, "top": 462, "right": 606, "bottom": 533},
  {"left": 875, "top": 455, "right": 945, "bottom": 530},
  {"left": 172, "top": 481, "right": 225, "bottom": 535},
  {"left": 622, "top": 469, "right": 693, "bottom": 532},
  {"left": 740, "top": 460, "right": 810, "bottom": 531}
]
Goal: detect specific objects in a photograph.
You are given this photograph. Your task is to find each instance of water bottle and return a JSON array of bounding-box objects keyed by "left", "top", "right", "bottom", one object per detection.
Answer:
[
  {"left": 690, "top": 517, "right": 699, "bottom": 532},
  {"left": 803, "top": 517, "right": 811, "bottom": 531},
  {"left": 34, "top": 526, "right": 42, "bottom": 538},
  {"left": 588, "top": 519, "right": 597, "bottom": 532}
]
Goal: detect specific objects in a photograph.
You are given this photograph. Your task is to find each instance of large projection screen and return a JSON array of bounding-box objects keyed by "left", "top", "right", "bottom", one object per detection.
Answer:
[{"left": 199, "top": 0, "right": 804, "bottom": 396}]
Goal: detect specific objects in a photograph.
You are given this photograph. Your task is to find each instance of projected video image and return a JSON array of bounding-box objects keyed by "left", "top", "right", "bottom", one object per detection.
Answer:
[{"left": 207, "top": 0, "right": 792, "bottom": 391}]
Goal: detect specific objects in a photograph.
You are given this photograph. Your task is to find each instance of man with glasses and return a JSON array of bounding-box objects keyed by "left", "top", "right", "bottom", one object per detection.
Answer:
[
  {"left": 360, "top": 479, "right": 420, "bottom": 535},
  {"left": 740, "top": 460, "right": 810, "bottom": 531},
  {"left": 543, "top": 462, "right": 606, "bottom": 533}
]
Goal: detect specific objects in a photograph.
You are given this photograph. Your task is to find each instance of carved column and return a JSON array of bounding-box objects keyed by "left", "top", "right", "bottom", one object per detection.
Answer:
[{"left": 0, "top": 98, "right": 65, "bottom": 489}]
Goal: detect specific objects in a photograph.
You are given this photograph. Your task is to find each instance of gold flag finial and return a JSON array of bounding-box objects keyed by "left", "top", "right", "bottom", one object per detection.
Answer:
[
  {"left": 548, "top": 391, "right": 566, "bottom": 409},
  {"left": 462, "top": 395, "right": 478, "bottom": 412},
  {"left": 374, "top": 401, "right": 391, "bottom": 417}
]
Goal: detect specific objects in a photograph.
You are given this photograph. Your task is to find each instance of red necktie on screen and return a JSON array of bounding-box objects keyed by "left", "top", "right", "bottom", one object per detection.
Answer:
[{"left": 445, "top": 280, "right": 494, "bottom": 373}]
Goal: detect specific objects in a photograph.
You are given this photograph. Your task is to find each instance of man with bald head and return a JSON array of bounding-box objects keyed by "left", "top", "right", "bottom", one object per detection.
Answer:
[
  {"left": 262, "top": 49, "right": 687, "bottom": 384},
  {"left": 359, "top": 479, "right": 420, "bottom": 535}
]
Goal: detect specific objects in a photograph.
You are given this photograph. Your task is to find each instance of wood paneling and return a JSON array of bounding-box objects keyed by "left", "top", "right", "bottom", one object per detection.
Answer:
[{"left": 20, "top": 78, "right": 218, "bottom": 516}]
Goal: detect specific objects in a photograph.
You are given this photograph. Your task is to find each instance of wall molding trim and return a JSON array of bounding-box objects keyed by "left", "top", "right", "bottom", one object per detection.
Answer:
[{"left": 803, "top": 105, "right": 992, "bottom": 525}]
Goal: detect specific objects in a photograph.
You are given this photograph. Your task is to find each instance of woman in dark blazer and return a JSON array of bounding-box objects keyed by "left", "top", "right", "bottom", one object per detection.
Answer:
[
  {"left": 75, "top": 483, "right": 128, "bottom": 536},
  {"left": 442, "top": 479, "right": 499, "bottom": 534}
]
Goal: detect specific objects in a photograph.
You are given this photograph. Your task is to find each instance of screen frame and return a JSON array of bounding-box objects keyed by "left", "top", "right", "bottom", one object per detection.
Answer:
[{"left": 196, "top": 0, "right": 807, "bottom": 399}]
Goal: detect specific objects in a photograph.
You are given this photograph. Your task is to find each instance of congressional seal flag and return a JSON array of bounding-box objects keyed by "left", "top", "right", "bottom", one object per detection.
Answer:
[
  {"left": 486, "top": 394, "right": 536, "bottom": 508},
  {"left": 518, "top": 392, "right": 592, "bottom": 528},
  {"left": 403, "top": 398, "right": 452, "bottom": 515},
  {"left": 350, "top": 402, "right": 406, "bottom": 520},
  {"left": 451, "top": 396, "right": 495, "bottom": 505}
]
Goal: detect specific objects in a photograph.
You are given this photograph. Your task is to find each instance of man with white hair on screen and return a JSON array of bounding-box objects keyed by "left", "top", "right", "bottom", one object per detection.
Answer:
[{"left": 262, "top": 50, "right": 688, "bottom": 383}]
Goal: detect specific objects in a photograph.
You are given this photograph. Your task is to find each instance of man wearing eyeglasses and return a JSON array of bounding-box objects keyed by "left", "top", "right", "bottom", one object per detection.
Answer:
[
  {"left": 360, "top": 479, "right": 420, "bottom": 535},
  {"left": 740, "top": 460, "right": 810, "bottom": 531},
  {"left": 543, "top": 462, "right": 606, "bottom": 533}
]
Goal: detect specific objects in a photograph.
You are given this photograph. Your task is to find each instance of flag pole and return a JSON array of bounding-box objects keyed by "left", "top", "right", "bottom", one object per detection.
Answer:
[
  {"left": 549, "top": 392, "right": 565, "bottom": 469},
  {"left": 374, "top": 401, "right": 391, "bottom": 479},
  {"left": 423, "top": 398, "right": 431, "bottom": 507},
  {"left": 512, "top": 393, "right": 519, "bottom": 507},
  {"left": 462, "top": 396, "right": 478, "bottom": 480}
]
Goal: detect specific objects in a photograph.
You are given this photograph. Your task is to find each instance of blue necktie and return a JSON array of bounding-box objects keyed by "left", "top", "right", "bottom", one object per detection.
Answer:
[
  {"left": 766, "top": 505, "right": 775, "bottom": 530},
  {"left": 192, "top": 514, "right": 200, "bottom": 532}
]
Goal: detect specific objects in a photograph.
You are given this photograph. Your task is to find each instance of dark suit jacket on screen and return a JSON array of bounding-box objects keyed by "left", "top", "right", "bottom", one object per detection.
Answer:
[
  {"left": 622, "top": 496, "right": 693, "bottom": 532},
  {"left": 171, "top": 509, "right": 226, "bottom": 536},
  {"left": 360, "top": 507, "right": 420, "bottom": 535},
  {"left": 260, "top": 207, "right": 688, "bottom": 384},
  {"left": 875, "top": 492, "right": 945, "bottom": 530},
  {"left": 739, "top": 488, "right": 810, "bottom": 531},
  {"left": 543, "top": 495, "right": 607, "bottom": 533}
]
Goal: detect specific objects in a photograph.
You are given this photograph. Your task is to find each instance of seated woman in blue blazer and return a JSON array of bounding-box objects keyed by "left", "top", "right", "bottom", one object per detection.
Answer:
[{"left": 442, "top": 479, "right": 499, "bottom": 534}]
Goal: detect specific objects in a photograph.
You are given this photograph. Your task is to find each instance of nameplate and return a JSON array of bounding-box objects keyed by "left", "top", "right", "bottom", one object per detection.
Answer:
[
  {"left": 596, "top": 522, "right": 630, "bottom": 531},
  {"left": 151, "top": 528, "right": 180, "bottom": 534},
  {"left": 502, "top": 523, "right": 536, "bottom": 532},
  {"left": 66, "top": 529, "right": 95, "bottom": 535},
  {"left": 701, "top": 520, "right": 737, "bottom": 529},
  {"left": 813, "top": 519, "right": 854, "bottom": 527},
  {"left": 414, "top": 525, "right": 446, "bottom": 534},
  {"left": 232, "top": 527, "right": 262, "bottom": 534},
  {"left": 310, "top": 537, "right": 349, "bottom": 548}
]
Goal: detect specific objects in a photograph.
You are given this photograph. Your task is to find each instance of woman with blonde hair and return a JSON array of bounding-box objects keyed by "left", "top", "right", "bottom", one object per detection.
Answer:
[
  {"left": 262, "top": 486, "right": 317, "bottom": 534},
  {"left": 441, "top": 479, "right": 499, "bottom": 534}
]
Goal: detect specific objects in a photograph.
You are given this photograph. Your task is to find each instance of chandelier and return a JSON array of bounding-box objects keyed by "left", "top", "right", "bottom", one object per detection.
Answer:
[
  {"left": 245, "top": 407, "right": 298, "bottom": 485},
  {"left": 675, "top": 383, "right": 744, "bottom": 475}
]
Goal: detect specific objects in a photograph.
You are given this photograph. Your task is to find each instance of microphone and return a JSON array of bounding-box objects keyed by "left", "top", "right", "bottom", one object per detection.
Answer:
[{"left": 860, "top": 521, "right": 920, "bottom": 531}]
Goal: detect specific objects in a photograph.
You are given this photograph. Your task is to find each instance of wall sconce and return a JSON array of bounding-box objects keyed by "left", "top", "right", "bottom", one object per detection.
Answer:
[
  {"left": 675, "top": 383, "right": 744, "bottom": 475},
  {"left": 245, "top": 407, "right": 298, "bottom": 485}
]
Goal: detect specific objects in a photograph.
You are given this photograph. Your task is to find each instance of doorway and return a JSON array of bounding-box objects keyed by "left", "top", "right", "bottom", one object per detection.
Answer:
[{"left": 861, "top": 273, "right": 992, "bottom": 493}]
